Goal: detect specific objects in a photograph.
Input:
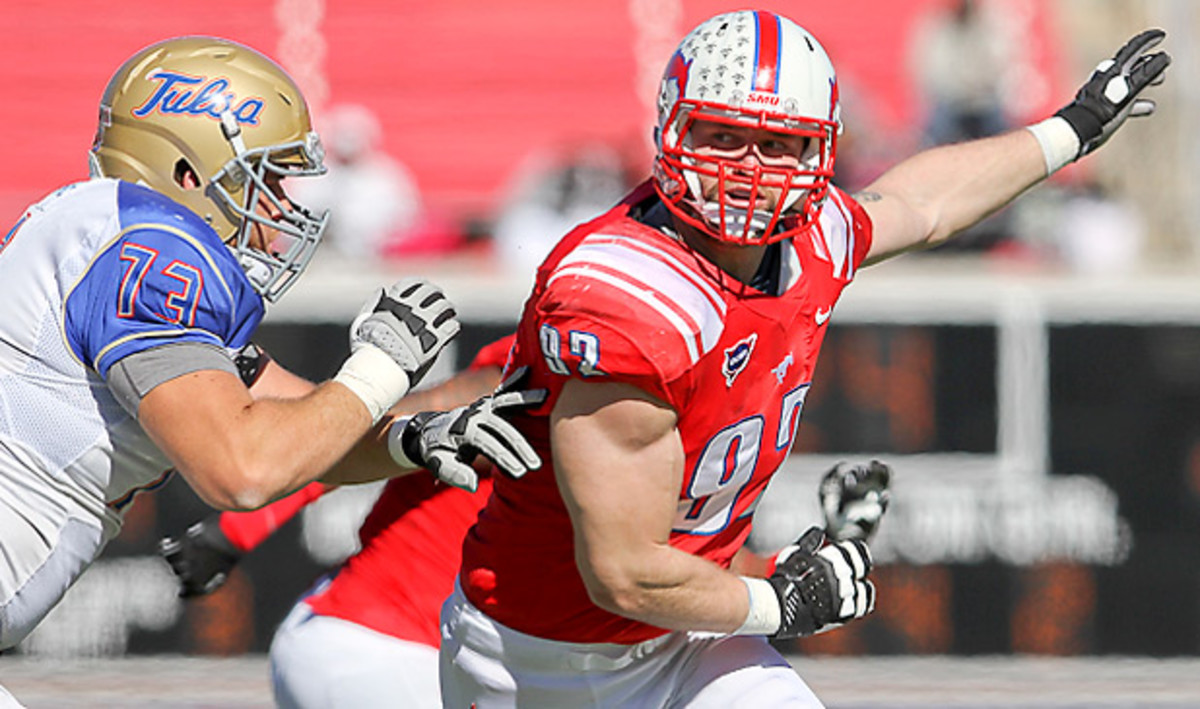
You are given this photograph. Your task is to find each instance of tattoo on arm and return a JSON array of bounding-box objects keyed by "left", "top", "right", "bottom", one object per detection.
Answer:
[{"left": 854, "top": 190, "right": 882, "bottom": 203}]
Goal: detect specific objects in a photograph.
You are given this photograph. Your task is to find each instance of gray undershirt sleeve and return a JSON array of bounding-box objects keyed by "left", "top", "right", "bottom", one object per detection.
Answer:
[{"left": 107, "top": 342, "right": 240, "bottom": 419}]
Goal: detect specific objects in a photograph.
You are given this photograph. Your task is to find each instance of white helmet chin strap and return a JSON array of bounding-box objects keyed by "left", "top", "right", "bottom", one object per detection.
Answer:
[{"left": 219, "top": 107, "right": 248, "bottom": 155}]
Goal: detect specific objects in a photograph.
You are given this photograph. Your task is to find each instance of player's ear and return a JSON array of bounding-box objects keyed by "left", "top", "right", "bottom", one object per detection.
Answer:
[{"left": 174, "top": 159, "right": 201, "bottom": 190}]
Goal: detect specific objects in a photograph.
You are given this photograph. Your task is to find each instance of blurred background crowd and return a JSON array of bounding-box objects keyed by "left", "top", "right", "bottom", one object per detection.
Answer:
[
  {"left": 6, "top": 0, "right": 1200, "bottom": 662},
  {"left": 2, "top": 0, "right": 1194, "bottom": 279}
]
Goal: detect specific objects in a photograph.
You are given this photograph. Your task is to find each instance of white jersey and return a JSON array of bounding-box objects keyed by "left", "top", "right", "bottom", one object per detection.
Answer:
[{"left": 0, "top": 178, "right": 263, "bottom": 649}]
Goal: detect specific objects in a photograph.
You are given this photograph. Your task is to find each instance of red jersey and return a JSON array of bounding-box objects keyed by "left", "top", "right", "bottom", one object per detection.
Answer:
[
  {"left": 304, "top": 474, "right": 492, "bottom": 647},
  {"left": 460, "top": 182, "right": 872, "bottom": 644}
]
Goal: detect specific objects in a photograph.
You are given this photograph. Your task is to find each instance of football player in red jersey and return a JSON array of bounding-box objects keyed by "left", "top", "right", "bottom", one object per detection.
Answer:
[
  {"left": 165, "top": 331, "right": 890, "bottom": 709},
  {"left": 440, "top": 9, "right": 1169, "bottom": 707}
]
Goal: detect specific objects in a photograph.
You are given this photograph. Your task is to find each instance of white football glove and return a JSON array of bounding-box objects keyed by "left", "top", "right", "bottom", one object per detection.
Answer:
[
  {"left": 388, "top": 366, "right": 546, "bottom": 492},
  {"left": 334, "top": 278, "right": 460, "bottom": 422}
]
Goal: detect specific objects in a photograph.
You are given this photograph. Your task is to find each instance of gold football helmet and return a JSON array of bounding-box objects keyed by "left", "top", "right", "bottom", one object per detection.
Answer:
[{"left": 89, "top": 36, "right": 329, "bottom": 301}]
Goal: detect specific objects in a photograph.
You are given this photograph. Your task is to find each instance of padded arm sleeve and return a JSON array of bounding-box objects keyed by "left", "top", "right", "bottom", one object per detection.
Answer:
[{"left": 107, "top": 342, "right": 239, "bottom": 418}]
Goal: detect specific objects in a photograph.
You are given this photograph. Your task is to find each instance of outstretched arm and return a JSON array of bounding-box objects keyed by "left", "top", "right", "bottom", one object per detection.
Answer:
[
  {"left": 862, "top": 29, "right": 1169, "bottom": 265},
  {"left": 139, "top": 365, "right": 372, "bottom": 510},
  {"left": 159, "top": 363, "right": 506, "bottom": 598},
  {"left": 135, "top": 278, "right": 459, "bottom": 510},
  {"left": 320, "top": 365, "right": 509, "bottom": 486},
  {"left": 859, "top": 128, "right": 1045, "bottom": 264}
]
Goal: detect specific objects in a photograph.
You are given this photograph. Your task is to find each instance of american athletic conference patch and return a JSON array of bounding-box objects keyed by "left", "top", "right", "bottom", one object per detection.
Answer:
[{"left": 722, "top": 333, "right": 757, "bottom": 387}]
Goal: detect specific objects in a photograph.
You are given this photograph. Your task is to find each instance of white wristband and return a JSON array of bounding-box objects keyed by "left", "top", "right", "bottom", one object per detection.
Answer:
[
  {"left": 735, "top": 577, "right": 782, "bottom": 636},
  {"left": 1026, "top": 116, "right": 1081, "bottom": 176},
  {"left": 386, "top": 415, "right": 417, "bottom": 468},
  {"left": 332, "top": 345, "right": 411, "bottom": 424}
]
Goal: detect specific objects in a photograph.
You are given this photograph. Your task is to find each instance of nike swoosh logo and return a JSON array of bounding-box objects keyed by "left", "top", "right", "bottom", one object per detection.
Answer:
[{"left": 815, "top": 307, "right": 832, "bottom": 325}]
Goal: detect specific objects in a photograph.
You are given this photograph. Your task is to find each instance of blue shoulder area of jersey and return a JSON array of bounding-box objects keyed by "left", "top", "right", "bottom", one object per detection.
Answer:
[{"left": 62, "top": 182, "right": 265, "bottom": 377}]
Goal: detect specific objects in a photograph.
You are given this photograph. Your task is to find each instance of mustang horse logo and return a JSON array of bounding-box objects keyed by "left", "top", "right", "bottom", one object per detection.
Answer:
[
  {"left": 771, "top": 353, "right": 794, "bottom": 384},
  {"left": 663, "top": 50, "right": 692, "bottom": 103}
]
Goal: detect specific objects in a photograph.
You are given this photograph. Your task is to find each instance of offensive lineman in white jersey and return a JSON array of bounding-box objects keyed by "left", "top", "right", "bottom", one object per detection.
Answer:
[{"left": 0, "top": 36, "right": 539, "bottom": 706}]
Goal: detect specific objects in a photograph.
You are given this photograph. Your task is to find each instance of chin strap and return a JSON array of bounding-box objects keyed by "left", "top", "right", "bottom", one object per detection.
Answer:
[{"left": 219, "top": 107, "right": 248, "bottom": 156}]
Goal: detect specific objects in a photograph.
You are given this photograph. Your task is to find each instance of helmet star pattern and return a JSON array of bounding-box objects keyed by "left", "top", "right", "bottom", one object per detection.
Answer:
[{"left": 654, "top": 11, "right": 841, "bottom": 246}]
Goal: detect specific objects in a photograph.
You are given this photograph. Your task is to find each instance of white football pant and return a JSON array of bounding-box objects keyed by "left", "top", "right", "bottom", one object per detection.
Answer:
[
  {"left": 270, "top": 598, "right": 442, "bottom": 708},
  {"left": 439, "top": 581, "right": 824, "bottom": 708}
]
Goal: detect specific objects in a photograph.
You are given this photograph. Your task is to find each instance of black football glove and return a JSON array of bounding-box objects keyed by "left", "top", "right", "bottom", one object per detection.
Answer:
[
  {"left": 392, "top": 366, "right": 546, "bottom": 492},
  {"left": 819, "top": 460, "right": 892, "bottom": 542},
  {"left": 1055, "top": 29, "right": 1170, "bottom": 159},
  {"left": 766, "top": 526, "right": 875, "bottom": 639},
  {"left": 159, "top": 516, "right": 243, "bottom": 598}
]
